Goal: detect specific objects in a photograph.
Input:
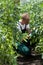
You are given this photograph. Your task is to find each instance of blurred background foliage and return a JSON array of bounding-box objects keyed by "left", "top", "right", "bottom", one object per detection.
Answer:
[
  {"left": 0, "top": 0, "right": 20, "bottom": 65},
  {"left": 0, "top": 0, "right": 43, "bottom": 65}
]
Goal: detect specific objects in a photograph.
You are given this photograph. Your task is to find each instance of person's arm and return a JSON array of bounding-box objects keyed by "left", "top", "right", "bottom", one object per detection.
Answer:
[
  {"left": 17, "top": 22, "right": 21, "bottom": 32},
  {"left": 26, "top": 24, "right": 31, "bottom": 34},
  {"left": 26, "top": 24, "right": 32, "bottom": 39}
]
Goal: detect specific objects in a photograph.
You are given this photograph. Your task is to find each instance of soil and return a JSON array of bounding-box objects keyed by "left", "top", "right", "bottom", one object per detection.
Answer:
[{"left": 17, "top": 55, "right": 43, "bottom": 65}]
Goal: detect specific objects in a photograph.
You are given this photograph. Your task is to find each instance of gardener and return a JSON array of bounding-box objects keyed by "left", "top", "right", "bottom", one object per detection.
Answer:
[
  {"left": 13, "top": 13, "right": 31, "bottom": 56},
  {"left": 17, "top": 13, "right": 31, "bottom": 34}
]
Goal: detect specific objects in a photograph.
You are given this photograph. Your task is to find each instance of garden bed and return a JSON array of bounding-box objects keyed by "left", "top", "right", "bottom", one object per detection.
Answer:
[{"left": 17, "top": 55, "right": 43, "bottom": 65}]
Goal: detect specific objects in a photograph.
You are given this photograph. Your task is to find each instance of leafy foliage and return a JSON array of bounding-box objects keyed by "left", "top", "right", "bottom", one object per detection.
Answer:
[
  {"left": 0, "top": 0, "right": 20, "bottom": 65},
  {"left": 0, "top": 0, "right": 43, "bottom": 65},
  {"left": 20, "top": 1, "right": 43, "bottom": 53}
]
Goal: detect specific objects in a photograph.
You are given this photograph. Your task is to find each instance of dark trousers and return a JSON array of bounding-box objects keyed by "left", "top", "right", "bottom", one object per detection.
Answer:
[
  {"left": 13, "top": 39, "right": 31, "bottom": 56},
  {"left": 13, "top": 38, "right": 36, "bottom": 56}
]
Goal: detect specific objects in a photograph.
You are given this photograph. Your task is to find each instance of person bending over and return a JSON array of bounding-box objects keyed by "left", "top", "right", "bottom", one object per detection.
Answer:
[{"left": 13, "top": 13, "right": 31, "bottom": 56}]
